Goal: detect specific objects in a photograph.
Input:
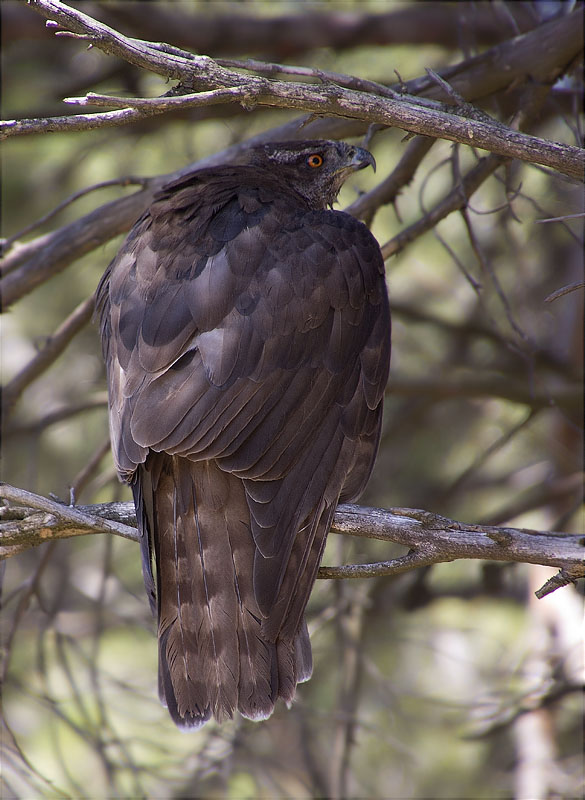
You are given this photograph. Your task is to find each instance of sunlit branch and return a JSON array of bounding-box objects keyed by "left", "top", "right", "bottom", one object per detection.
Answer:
[
  {"left": 1, "top": 484, "right": 582, "bottom": 598},
  {"left": 2, "top": 1, "right": 583, "bottom": 182}
]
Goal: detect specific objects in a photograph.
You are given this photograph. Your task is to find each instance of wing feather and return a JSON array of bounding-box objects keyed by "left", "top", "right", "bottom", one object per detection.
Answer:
[{"left": 99, "top": 163, "right": 391, "bottom": 725}]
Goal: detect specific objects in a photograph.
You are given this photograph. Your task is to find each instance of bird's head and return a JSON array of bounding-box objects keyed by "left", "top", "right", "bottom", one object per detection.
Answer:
[{"left": 239, "top": 139, "right": 376, "bottom": 210}]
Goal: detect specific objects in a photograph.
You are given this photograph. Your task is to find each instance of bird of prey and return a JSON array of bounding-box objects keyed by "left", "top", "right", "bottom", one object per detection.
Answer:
[{"left": 97, "top": 139, "right": 391, "bottom": 729}]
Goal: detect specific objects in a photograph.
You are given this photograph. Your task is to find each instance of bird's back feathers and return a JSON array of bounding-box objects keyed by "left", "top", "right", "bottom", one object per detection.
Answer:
[{"left": 98, "top": 141, "right": 390, "bottom": 728}]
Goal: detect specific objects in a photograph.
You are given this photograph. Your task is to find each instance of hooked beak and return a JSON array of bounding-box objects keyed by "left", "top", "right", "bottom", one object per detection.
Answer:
[{"left": 349, "top": 146, "right": 376, "bottom": 173}]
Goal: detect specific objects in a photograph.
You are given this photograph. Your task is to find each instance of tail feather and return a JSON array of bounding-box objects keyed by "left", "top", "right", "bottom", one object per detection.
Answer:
[
  {"left": 152, "top": 468, "right": 213, "bottom": 726},
  {"left": 135, "top": 452, "right": 311, "bottom": 728},
  {"left": 294, "top": 619, "right": 313, "bottom": 683},
  {"left": 276, "top": 621, "right": 313, "bottom": 708}
]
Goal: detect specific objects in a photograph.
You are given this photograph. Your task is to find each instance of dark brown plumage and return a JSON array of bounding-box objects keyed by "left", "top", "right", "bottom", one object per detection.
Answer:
[{"left": 97, "top": 140, "right": 391, "bottom": 729}]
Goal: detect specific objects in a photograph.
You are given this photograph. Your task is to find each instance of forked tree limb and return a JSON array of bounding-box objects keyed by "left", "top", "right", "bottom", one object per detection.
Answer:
[
  {"left": 2, "top": 1, "right": 583, "bottom": 182},
  {"left": 1, "top": 483, "right": 582, "bottom": 599},
  {"left": 2, "top": 1, "right": 582, "bottom": 310}
]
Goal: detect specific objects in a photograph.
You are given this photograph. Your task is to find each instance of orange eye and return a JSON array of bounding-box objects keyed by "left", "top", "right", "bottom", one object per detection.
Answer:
[{"left": 306, "top": 154, "right": 323, "bottom": 168}]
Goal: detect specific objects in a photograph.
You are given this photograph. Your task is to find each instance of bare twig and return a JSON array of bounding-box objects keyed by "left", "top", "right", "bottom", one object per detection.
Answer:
[
  {"left": 0, "top": 183, "right": 158, "bottom": 309},
  {"left": 1, "top": 107, "right": 151, "bottom": 138},
  {"left": 32, "top": 0, "right": 229, "bottom": 85},
  {"left": 536, "top": 213, "right": 585, "bottom": 223},
  {"left": 3, "top": 294, "right": 96, "bottom": 413},
  {"left": 477, "top": 473, "right": 584, "bottom": 531},
  {"left": 69, "top": 438, "right": 112, "bottom": 504},
  {"left": 62, "top": 86, "right": 253, "bottom": 110},
  {"left": 466, "top": 682, "right": 585, "bottom": 739},
  {"left": 544, "top": 282, "right": 585, "bottom": 303},
  {"left": 390, "top": 300, "right": 576, "bottom": 379},
  {"left": 0, "top": 541, "right": 58, "bottom": 686},
  {"left": 381, "top": 78, "right": 557, "bottom": 262},
  {"left": 461, "top": 207, "right": 528, "bottom": 342},
  {"left": 382, "top": 152, "right": 505, "bottom": 259},
  {"left": 535, "top": 570, "right": 585, "bottom": 600}
]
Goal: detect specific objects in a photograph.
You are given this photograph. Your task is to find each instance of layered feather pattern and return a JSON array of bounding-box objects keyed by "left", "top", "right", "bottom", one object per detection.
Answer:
[{"left": 97, "top": 140, "right": 390, "bottom": 727}]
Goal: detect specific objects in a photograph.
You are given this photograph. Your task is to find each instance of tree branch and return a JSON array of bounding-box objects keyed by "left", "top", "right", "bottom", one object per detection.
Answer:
[
  {"left": 381, "top": 151, "right": 507, "bottom": 259},
  {"left": 2, "top": 293, "right": 96, "bottom": 413},
  {"left": 0, "top": 483, "right": 137, "bottom": 548},
  {"left": 23, "top": 0, "right": 585, "bottom": 106},
  {"left": 388, "top": 373, "right": 582, "bottom": 416},
  {"left": 1, "top": 484, "right": 582, "bottom": 598},
  {"left": 3, "top": 1, "right": 583, "bottom": 181},
  {"left": 90, "top": 3, "right": 542, "bottom": 58},
  {"left": 2, "top": 2, "right": 582, "bottom": 311},
  {"left": 19, "top": 0, "right": 248, "bottom": 86},
  {"left": 6, "top": 70, "right": 583, "bottom": 182},
  {"left": 3, "top": 395, "right": 108, "bottom": 439},
  {"left": 1, "top": 176, "right": 148, "bottom": 255}
]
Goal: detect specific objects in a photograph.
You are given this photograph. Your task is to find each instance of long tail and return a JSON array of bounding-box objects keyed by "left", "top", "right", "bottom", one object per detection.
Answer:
[{"left": 133, "top": 453, "right": 311, "bottom": 729}]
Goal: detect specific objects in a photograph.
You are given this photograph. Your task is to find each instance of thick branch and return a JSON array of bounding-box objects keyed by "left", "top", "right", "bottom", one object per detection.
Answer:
[
  {"left": 2, "top": 3, "right": 582, "bottom": 310},
  {"left": 7, "top": 85, "right": 580, "bottom": 179},
  {"left": 58, "top": 86, "right": 582, "bottom": 181},
  {"left": 0, "top": 484, "right": 137, "bottom": 549},
  {"left": 24, "top": 0, "right": 585, "bottom": 105},
  {"left": 1, "top": 484, "right": 582, "bottom": 598},
  {"left": 93, "top": 3, "right": 540, "bottom": 58},
  {"left": 4, "top": 2, "right": 583, "bottom": 181},
  {"left": 5, "top": 71, "right": 583, "bottom": 183},
  {"left": 325, "top": 506, "right": 584, "bottom": 588}
]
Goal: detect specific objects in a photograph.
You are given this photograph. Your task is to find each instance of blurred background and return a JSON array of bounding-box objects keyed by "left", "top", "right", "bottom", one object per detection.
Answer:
[{"left": 1, "top": 1, "right": 583, "bottom": 798}]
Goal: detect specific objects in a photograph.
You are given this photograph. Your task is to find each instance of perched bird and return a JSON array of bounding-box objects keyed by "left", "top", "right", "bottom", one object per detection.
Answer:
[{"left": 97, "top": 139, "right": 391, "bottom": 729}]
